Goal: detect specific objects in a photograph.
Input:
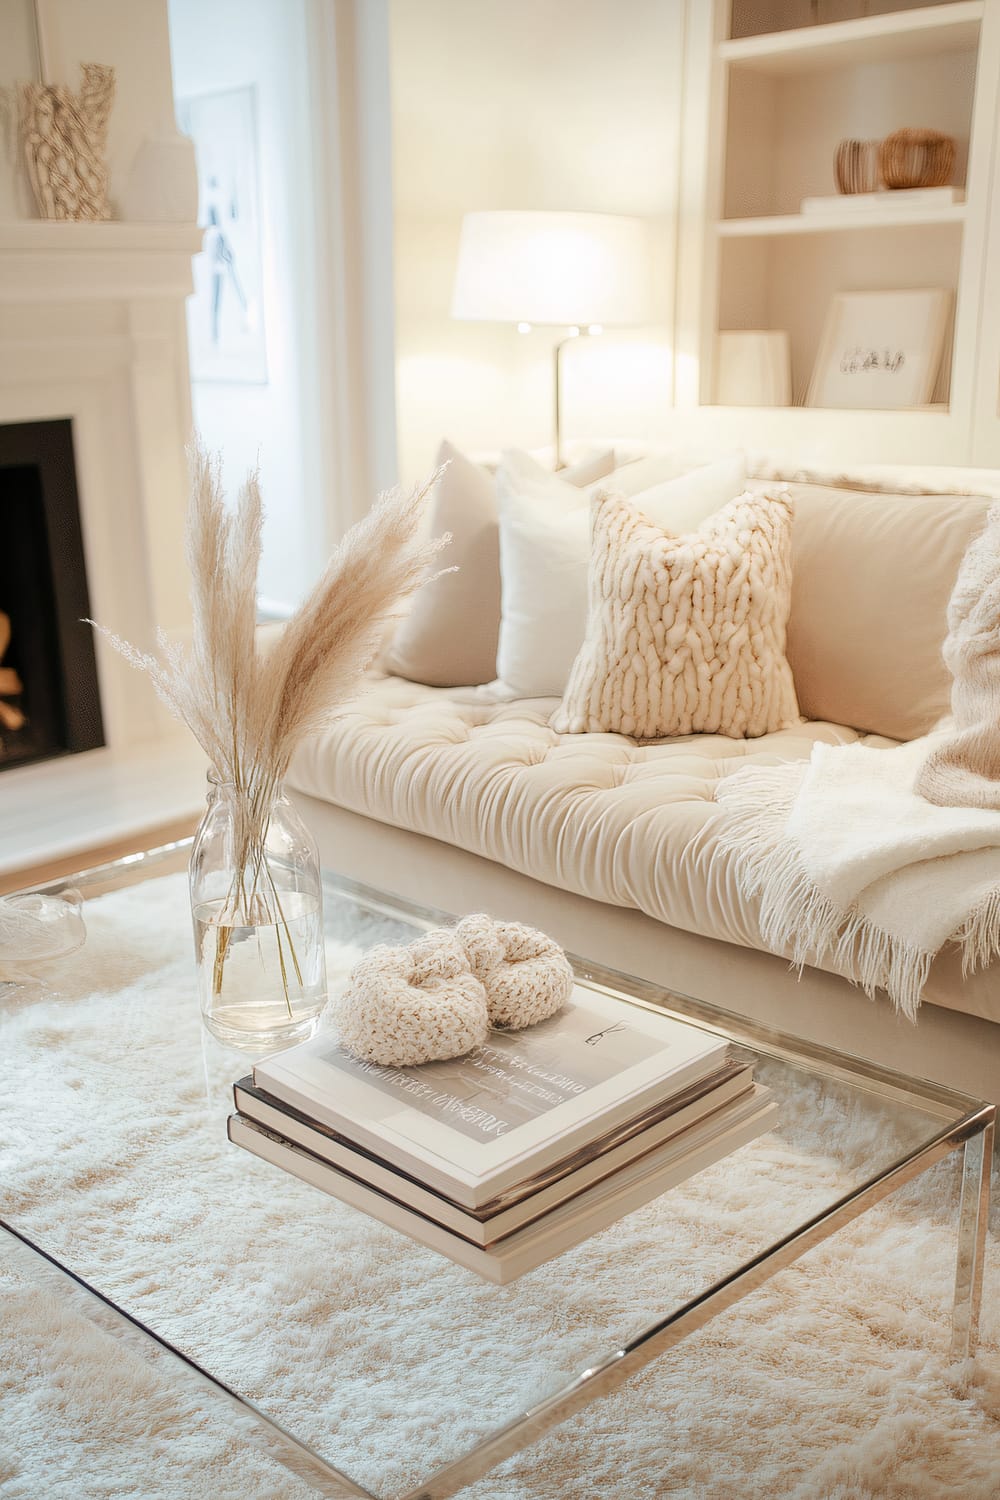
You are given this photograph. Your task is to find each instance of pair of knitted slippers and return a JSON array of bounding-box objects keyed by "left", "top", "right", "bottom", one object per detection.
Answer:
[{"left": 332, "top": 913, "right": 574, "bottom": 1067}]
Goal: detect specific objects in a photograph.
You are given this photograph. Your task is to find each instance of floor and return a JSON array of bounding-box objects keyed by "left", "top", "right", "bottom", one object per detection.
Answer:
[{"left": 0, "top": 736, "right": 206, "bottom": 892}]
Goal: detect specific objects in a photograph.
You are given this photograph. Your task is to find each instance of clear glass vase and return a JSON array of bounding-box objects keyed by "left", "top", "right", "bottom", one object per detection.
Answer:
[{"left": 189, "top": 772, "right": 327, "bottom": 1051}]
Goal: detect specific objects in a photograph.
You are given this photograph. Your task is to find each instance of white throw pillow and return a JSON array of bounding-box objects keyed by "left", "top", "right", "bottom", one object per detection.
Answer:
[
  {"left": 384, "top": 441, "right": 615, "bottom": 687},
  {"left": 494, "top": 449, "right": 748, "bottom": 698}
]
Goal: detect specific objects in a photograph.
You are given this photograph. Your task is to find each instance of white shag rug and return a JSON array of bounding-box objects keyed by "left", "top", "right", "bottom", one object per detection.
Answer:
[{"left": 1, "top": 872, "right": 998, "bottom": 1500}]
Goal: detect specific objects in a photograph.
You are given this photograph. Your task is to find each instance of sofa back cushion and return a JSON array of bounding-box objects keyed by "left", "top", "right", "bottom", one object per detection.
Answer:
[{"left": 780, "top": 482, "right": 990, "bottom": 740}]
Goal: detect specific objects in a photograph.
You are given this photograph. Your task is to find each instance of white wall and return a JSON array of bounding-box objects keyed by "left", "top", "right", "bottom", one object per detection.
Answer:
[
  {"left": 0, "top": 1, "right": 38, "bottom": 217},
  {"left": 306, "top": 0, "right": 399, "bottom": 527},
  {"left": 168, "top": 0, "right": 327, "bottom": 611},
  {"left": 389, "top": 0, "right": 684, "bottom": 480}
]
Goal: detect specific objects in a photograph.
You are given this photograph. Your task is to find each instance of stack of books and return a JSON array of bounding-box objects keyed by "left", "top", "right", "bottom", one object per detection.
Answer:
[
  {"left": 229, "top": 984, "right": 777, "bottom": 1284},
  {"left": 800, "top": 186, "right": 964, "bottom": 215}
]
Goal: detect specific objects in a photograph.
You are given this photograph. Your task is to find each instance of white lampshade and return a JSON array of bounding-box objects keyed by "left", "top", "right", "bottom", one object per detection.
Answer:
[{"left": 451, "top": 211, "right": 653, "bottom": 328}]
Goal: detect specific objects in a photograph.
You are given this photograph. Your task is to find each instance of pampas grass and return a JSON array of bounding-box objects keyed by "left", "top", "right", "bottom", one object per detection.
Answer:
[
  {"left": 92, "top": 443, "right": 448, "bottom": 1008},
  {"left": 95, "top": 444, "right": 447, "bottom": 791}
]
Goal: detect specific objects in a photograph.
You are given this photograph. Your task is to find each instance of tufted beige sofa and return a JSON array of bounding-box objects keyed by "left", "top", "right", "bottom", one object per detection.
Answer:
[{"left": 287, "top": 471, "right": 1000, "bottom": 1102}]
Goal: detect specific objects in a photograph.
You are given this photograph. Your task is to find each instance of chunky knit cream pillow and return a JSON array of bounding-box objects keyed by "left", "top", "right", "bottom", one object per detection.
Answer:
[{"left": 552, "top": 488, "right": 799, "bottom": 739}]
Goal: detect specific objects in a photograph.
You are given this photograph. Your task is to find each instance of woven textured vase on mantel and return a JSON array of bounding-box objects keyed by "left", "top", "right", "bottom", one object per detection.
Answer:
[{"left": 19, "top": 63, "right": 116, "bottom": 221}]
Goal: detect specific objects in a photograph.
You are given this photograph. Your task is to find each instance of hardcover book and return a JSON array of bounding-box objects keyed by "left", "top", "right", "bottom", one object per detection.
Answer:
[
  {"left": 228, "top": 1085, "right": 778, "bottom": 1283},
  {"left": 252, "top": 986, "right": 732, "bottom": 1209},
  {"left": 234, "top": 1062, "right": 753, "bottom": 1244},
  {"left": 800, "top": 187, "right": 963, "bottom": 215}
]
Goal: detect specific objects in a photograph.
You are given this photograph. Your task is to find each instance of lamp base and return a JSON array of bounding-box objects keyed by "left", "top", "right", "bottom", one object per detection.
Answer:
[{"left": 553, "top": 326, "right": 599, "bottom": 470}]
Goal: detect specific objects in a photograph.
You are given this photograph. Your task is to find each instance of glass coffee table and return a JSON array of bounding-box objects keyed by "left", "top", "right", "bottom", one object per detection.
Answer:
[{"left": 1, "top": 841, "right": 994, "bottom": 1499}]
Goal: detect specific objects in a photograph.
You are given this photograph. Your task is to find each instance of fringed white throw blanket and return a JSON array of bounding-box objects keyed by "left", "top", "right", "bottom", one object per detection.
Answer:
[
  {"left": 716, "top": 497, "right": 1000, "bottom": 1018},
  {"left": 714, "top": 734, "right": 1000, "bottom": 1020}
]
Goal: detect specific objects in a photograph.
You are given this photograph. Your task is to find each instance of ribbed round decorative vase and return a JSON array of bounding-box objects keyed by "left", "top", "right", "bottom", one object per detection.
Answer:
[
  {"left": 879, "top": 128, "right": 956, "bottom": 190},
  {"left": 834, "top": 139, "right": 880, "bottom": 195},
  {"left": 189, "top": 772, "right": 327, "bottom": 1050}
]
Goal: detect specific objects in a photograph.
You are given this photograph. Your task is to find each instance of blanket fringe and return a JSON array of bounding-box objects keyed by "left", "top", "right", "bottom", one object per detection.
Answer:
[
  {"left": 957, "top": 886, "right": 1000, "bottom": 977},
  {"left": 715, "top": 764, "right": 935, "bottom": 1021},
  {"left": 829, "top": 912, "right": 933, "bottom": 1023}
]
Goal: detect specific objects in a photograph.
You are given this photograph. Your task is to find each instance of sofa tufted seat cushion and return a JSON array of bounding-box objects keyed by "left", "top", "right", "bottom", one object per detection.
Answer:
[
  {"left": 288, "top": 673, "right": 877, "bottom": 948},
  {"left": 289, "top": 674, "right": 1000, "bottom": 1021}
]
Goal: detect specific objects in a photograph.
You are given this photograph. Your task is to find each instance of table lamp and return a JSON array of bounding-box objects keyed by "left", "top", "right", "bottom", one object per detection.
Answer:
[{"left": 451, "top": 210, "right": 653, "bottom": 468}]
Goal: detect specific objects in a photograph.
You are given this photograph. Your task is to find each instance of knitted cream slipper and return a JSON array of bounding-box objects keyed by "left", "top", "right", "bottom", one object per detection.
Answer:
[
  {"left": 455, "top": 913, "right": 573, "bottom": 1028},
  {"left": 332, "top": 930, "right": 489, "bottom": 1068},
  {"left": 334, "top": 918, "right": 574, "bottom": 1067}
]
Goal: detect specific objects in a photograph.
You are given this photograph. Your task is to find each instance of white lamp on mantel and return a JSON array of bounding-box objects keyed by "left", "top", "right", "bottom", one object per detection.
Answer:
[{"left": 451, "top": 210, "right": 653, "bottom": 468}]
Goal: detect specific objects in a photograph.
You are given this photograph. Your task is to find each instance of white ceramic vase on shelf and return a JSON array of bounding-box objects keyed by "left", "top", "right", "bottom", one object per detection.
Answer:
[
  {"left": 715, "top": 331, "right": 792, "bottom": 407},
  {"left": 121, "top": 127, "right": 199, "bottom": 223}
]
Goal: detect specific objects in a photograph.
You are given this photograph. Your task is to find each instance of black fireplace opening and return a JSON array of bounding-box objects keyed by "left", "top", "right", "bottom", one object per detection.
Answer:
[{"left": 0, "top": 419, "right": 104, "bottom": 771}]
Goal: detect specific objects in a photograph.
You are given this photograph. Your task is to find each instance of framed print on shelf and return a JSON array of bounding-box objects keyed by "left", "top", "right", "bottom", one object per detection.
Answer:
[
  {"left": 177, "top": 86, "right": 268, "bottom": 385},
  {"left": 806, "top": 288, "right": 951, "bottom": 410}
]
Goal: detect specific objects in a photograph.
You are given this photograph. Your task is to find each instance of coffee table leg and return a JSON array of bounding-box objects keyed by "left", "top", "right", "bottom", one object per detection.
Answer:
[{"left": 950, "top": 1121, "right": 993, "bottom": 1362}]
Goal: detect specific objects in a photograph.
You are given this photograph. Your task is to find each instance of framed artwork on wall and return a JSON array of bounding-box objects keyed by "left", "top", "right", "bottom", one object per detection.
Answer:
[
  {"left": 176, "top": 85, "right": 268, "bottom": 385},
  {"left": 806, "top": 288, "right": 951, "bottom": 410}
]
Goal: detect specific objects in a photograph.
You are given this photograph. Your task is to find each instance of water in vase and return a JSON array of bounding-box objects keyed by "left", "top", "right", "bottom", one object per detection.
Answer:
[{"left": 194, "top": 889, "right": 326, "bottom": 1050}]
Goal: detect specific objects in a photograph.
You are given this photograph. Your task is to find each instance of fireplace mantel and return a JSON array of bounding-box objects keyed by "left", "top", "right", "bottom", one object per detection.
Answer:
[
  {"left": 0, "top": 221, "right": 203, "bottom": 301},
  {"left": 0, "top": 218, "right": 202, "bottom": 750}
]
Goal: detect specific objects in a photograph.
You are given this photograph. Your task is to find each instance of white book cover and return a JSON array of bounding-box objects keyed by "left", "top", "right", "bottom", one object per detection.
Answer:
[
  {"left": 229, "top": 1086, "right": 778, "bottom": 1284},
  {"left": 253, "top": 986, "right": 730, "bottom": 1208},
  {"left": 800, "top": 187, "right": 963, "bottom": 215}
]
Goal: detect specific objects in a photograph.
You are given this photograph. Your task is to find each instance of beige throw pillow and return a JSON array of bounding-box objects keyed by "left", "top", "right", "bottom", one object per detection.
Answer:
[
  {"left": 776, "top": 481, "right": 991, "bottom": 740},
  {"left": 552, "top": 489, "right": 799, "bottom": 740},
  {"left": 385, "top": 442, "right": 499, "bottom": 687},
  {"left": 385, "top": 440, "right": 615, "bottom": 688}
]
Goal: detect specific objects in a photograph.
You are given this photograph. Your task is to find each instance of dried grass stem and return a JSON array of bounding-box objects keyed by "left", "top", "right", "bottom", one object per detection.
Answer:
[{"left": 91, "top": 442, "right": 448, "bottom": 1001}]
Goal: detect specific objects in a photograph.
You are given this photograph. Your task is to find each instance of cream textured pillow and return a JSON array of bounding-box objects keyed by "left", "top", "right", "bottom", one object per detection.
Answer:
[
  {"left": 552, "top": 489, "right": 799, "bottom": 739},
  {"left": 495, "top": 449, "right": 748, "bottom": 699}
]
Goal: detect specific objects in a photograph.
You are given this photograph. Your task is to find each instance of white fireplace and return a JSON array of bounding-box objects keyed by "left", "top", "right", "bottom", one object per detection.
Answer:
[{"left": 0, "top": 218, "right": 202, "bottom": 751}]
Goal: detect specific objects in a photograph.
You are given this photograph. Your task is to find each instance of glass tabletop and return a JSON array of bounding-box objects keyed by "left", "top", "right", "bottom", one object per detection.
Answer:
[{"left": 1, "top": 842, "right": 991, "bottom": 1500}]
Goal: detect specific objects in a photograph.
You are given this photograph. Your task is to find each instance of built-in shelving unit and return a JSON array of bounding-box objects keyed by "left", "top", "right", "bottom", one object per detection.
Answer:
[
  {"left": 717, "top": 203, "right": 967, "bottom": 235},
  {"left": 719, "top": 2, "right": 983, "bottom": 73},
  {"left": 675, "top": 0, "right": 1000, "bottom": 464}
]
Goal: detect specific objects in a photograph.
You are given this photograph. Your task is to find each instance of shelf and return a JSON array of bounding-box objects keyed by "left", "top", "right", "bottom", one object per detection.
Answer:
[
  {"left": 664, "top": 405, "right": 965, "bottom": 470},
  {"left": 702, "top": 401, "right": 950, "bottom": 416},
  {"left": 719, "top": 2, "right": 983, "bottom": 75},
  {"left": 0, "top": 218, "right": 203, "bottom": 303},
  {"left": 0, "top": 736, "right": 205, "bottom": 888},
  {"left": 0, "top": 219, "right": 202, "bottom": 253},
  {"left": 718, "top": 204, "right": 968, "bottom": 236}
]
